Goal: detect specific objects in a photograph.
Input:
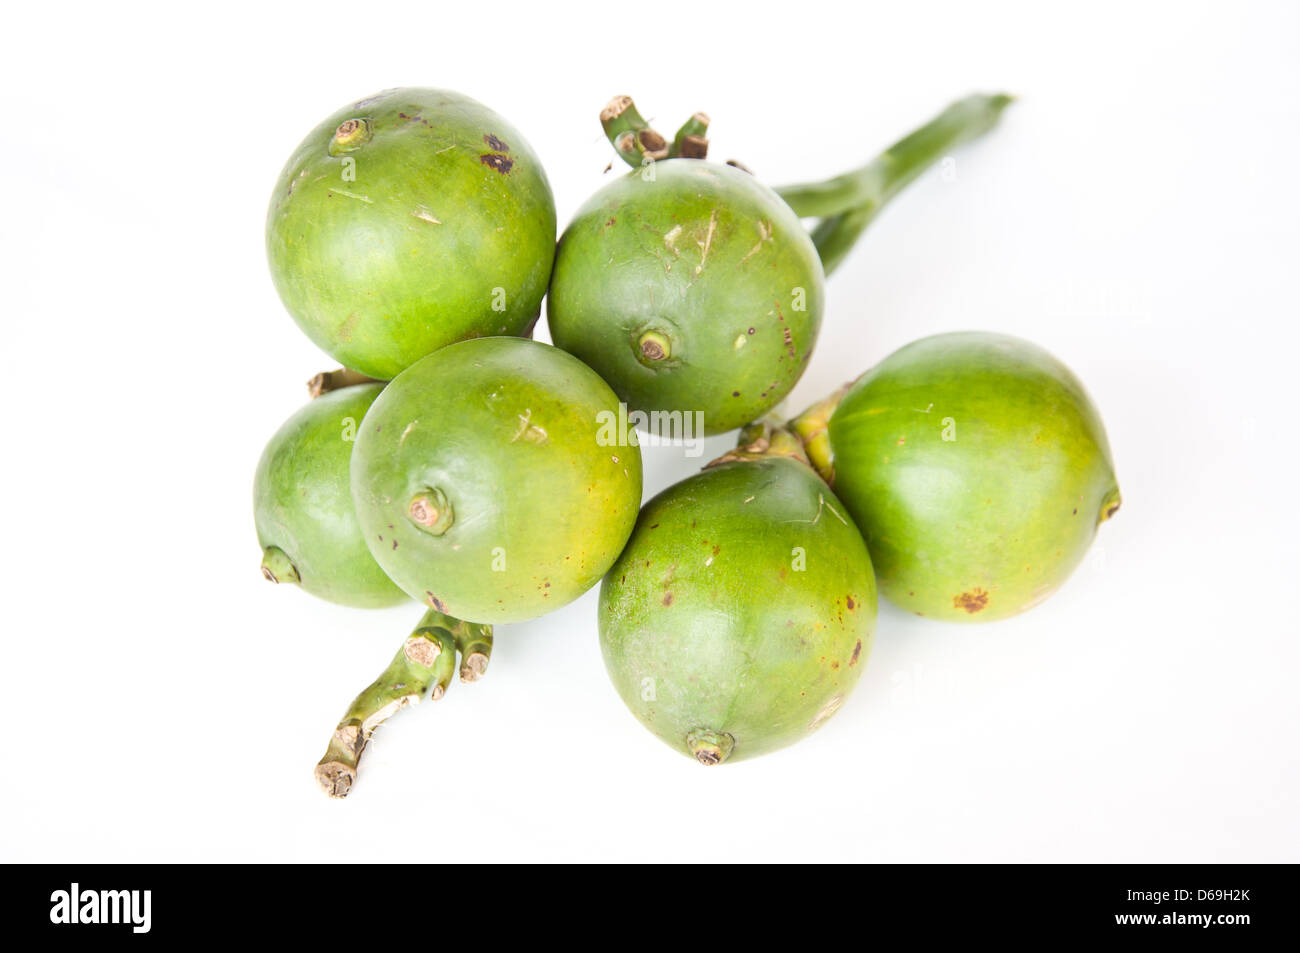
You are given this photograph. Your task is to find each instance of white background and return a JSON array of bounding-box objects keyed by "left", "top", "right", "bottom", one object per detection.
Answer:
[{"left": 2, "top": 0, "right": 1296, "bottom": 862}]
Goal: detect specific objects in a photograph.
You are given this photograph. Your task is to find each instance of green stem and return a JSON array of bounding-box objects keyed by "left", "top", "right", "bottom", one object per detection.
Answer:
[
  {"left": 807, "top": 207, "right": 874, "bottom": 276},
  {"left": 314, "top": 609, "right": 490, "bottom": 798},
  {"left": 670, "top": 112, "right": 710, "bottom": 159},
  {"left": 600, "top": 95, "right": 669, "bottom": 168},
  {"left": 706, "top": 415, "right": 811, "bottom": 469},
  {"left": 429, "top": 633, "right": 457, "bottom": 701},
  {"left": 454, "top": 621, "right": 493, "bottom": 682},
  {"left": 307, "top": 367, "right": 379, "bottom": 398},
  {"left": 777, "top": 93, "right": 1014, "bottom": 274},
  {"left": 787, "top": 385, "right": 853, "bottom": 484},
  {"left": 777, "top": 93, "right": 1013, "bottom": 217}
]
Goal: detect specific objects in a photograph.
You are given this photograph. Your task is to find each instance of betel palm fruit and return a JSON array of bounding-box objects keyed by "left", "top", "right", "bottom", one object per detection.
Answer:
[
  {"left": 253, "top": 381, "right": 406, "bottom": 608},
  {"left": 550, "top": 158, "right": 822, "bottom": 436},
  {"left": 599, "top": 420, "right": 877, "bottom": 765},
  {"left": 350, "top": 336, "right": 643, "bottom": 624},
  {"left": 790, "top": 331, "right": 1121, "bottom": 623},
  {"left": 547, "top": 93, "right": 1012, "bottom": 435},
  {"left": 266, "top": 88, "right": 557, "bottom": 380}
]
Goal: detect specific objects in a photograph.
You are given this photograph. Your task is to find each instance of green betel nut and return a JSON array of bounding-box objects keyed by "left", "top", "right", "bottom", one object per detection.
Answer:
[
  {"left": 810, "top": 331, "right": 1120, "bottom": 622},
  {"left": 599, "top": 442, "right": 877, "bottom": 764},
  {"left": 548, "top": 161, "right": 825, "bottom": 435},
  {"left": 253, "top": 383, "right": 407, "bottom": 608},
  {"left": 350, "top": 337, "right": 643, "bottom": 624},
  {"left": 266, "top": 88, "right": 557, "bottom": 380}
]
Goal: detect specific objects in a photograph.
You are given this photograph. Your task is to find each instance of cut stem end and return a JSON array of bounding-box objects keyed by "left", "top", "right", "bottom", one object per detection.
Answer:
[
  {"left": 460, "top": 651, "right": 489, "bottom": 683},
  {"left": 314, "top": 761, "right": 356, "bottom": 798},
  {"left": 1099, "top": 487, "right": 1123, "bottom": 525},
  {"left": 307, "top": 367, "right": 379, "bottom": 398},
  {"left": 636, "top": 330, "right": 672, "bottom": 365},
  {"left": 329, "top": 118, "right": 373, "bottom": 155},
  {"left": 686, "top": 729, "right": 735, "bottom": 766},
  {"left": 407, "top": 487, "right": 454, "bottom": 535},
  {"left": 260, "top": 546, "right": 299, "bottom": 585}
]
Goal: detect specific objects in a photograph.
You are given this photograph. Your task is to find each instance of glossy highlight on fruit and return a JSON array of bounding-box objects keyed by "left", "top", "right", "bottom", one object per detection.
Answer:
[
  {"left": 599, "top": 424, "right": 876, "bottom": 764},
  {"left": 548, "top": 161, "right": 825, "bottom": 435},
  {"left": 804, "top": 331, "right": 1120, "bottom": 622},
  {"left": 267, "top": 88, "right": 557, "bottom": 379},
  {"left": 253, "top": 384, "right": 407, "bottom": 608},
  {"left": 351, "top": 337, "right": 643, "bottom": 624}
]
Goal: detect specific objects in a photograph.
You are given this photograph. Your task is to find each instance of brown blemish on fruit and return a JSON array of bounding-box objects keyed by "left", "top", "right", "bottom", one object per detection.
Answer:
[
  {"left": 953, "top": 588, "right": 989, "bottom": 613},
  {"left": 846, "top": 595, "right": 855, "bottom": 610},
  {"left": 663, "top": 593, "right": 674, "bottom": 606},
  {"left": 479, "top": 153, "right": 514, "bottom": 174},
  {"left": 850, "top": 640, "right": 862, "bottom": 666},
  {"left": 483, "top": 133, "right": 510, "bottom": 152},
  {"left": 425, "top": 591, "right": 446, "bottom": 612}
]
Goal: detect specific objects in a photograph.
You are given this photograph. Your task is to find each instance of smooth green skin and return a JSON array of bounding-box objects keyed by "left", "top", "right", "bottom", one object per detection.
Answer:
[
  {"left": 254, "top": 384, "right": 407, "bottom": 608},
  {"left": 267, "top": 88, "right": 557, "bottom": 380},
  {"left": 826, "top": 332, "right": 1120, "bottom": 623},
  {"left": 351, "top": 337, "right": 643, "bottom": 624},
  {"left": 548, "top": 161, "right": 825, "bottom": 435},
  {"left": 599, "top": 458, "right": 877, "bottom": 764}
]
